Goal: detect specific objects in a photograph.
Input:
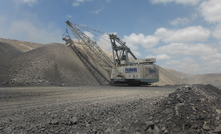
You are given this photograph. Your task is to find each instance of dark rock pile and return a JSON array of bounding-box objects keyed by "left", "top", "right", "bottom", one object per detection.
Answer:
[{"left": 147, "top": 84, "right": 221, "bottom": 134}]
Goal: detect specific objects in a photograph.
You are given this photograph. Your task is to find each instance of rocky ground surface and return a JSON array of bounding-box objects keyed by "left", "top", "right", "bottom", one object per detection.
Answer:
[
  {"left": 0, "top": 84, "right": 221, "bottom": 134},
  {"left": 146, "top": 84, "right": 221, "bottom": 134}
]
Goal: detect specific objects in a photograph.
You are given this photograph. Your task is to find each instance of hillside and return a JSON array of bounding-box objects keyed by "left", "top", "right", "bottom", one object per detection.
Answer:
[
  {"left": 154, "top": 66, "right": 186, "bottom": 86},
  {"left": 0, "top": 39, "right": 100, "bottom": 86},
  {"left": 186, "top": 73, "right": 221, "bottom": 89}
]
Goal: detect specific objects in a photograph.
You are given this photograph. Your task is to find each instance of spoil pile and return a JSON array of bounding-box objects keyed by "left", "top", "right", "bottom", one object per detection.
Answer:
[
  {"left": 146, "top": 84, "right": 221, "bottom": 134},
  {"left": 9, "top": 43, "right": 100, "bottom": 86},
  {"left": 0, "top": 38, "right": 110, "bottom": 86}
]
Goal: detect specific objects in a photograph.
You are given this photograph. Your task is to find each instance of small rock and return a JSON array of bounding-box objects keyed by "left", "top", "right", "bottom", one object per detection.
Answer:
[
  {"left": 85, "top": 122, "right": 90, "bottom": 127},
  {"left": 154, "top": 125, "right": 160, "bottom": 134},
  {"left": 4, "top": 127, "right": 12, "bottom": 133},
  {"left": 214, "top": 124, "right": 221, "bottom": 133},
  {"left": 50, "top": 119, "right": 59, "bottom": 125},
  {"left": 121, "top": 126, "right": 129, "bottom": 132},
  {"left": 1, "top": 81, "right": 8, "bottom": 85},
  {"left": 203, "top": 123, "right": 211, "bottom": 131},
  {"left": 70, "top": 116, "right": 78, "bottom": 124},
  {"left": 161, "top": 127, "right": 166, "bottom": 131},
  {"left": 105, "top": 127, "right": 112, "bottom": 133},
  {"left": 164, "top": 129, "right": 169, "bottom": 134},
  {"left": 0, "top": 126, "right": 4, "bottom": 130},
  {"left": 146, "top": 121, "right": 154, "bottom": 129},
  {"left": 147, "top": 127, "right": 153, "bottom": 133},
  {"left": 154, "top": 120, "right": 160, "bottom": 124}
]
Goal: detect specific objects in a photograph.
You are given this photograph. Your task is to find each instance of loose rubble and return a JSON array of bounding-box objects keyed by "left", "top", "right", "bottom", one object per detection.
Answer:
[{"left": 147, "top": 84, "right": 221, "bottom": 134}]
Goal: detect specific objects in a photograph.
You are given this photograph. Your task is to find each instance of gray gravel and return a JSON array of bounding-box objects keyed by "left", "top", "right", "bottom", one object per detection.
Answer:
[
  {"left": 0, "top": 85, "right": 221, "bottom": 134},
  {"left": 0, "top": 86, "right": 174, "bottom": 134}
]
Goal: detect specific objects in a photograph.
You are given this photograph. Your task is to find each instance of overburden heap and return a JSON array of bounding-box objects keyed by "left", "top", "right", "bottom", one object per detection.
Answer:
[
  {"left": 147, "top": 84, "right": 221, "bottom": 134},
  {"left": 0, "top": 40, "right": 101, "bottom": 86}
]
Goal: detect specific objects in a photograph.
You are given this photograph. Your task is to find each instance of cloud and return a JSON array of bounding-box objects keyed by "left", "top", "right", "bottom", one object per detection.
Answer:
[
  {"left": 0, "top": 17, "right": 63, "bottom": 44},
  {"left": 66, "top": 15, "right": 73, "bottom": 18},
  {"left": 89, "top": 7, "right": 105, "bottom": 14},
  {"left": 162, "top": 57, "right": 219, "bottom": 74},
  {"left": 125, "top": 42, "right": 141, "bottom": 57},
  {"left": 170, "top": 17, "right": 190, "bottom": 26},
  {"left": 97, "top": 33, "right": 112, "bottom": 51},
  {"left": 153, "top": 43, "right": 217, "bottom": 56},
  {"left": 212, "top": 24, "right": 221, "bottom": 41},
  {"left": 124, "top": 33, "right": 159, "bottom": 48},
  {"left": 201, "top": 52, "right": 221, "bottom": 61},
  {"left": 96, "top": 33, "right": 141, "bottom": 57},
  {"left": 84, "top": 31, "right": 95, "bottom": 39},
  {"left": 150, "top": 0, "right": 201, "bottom": 5},
  {"left": 115, "top": 26, "right": 219, "bottom": 73},
  {"left": 17, "top": 0, "right": 38, "bottom": 6},
  {"left": 155, "top": 26, "right": 211, "bottom": 43},
  {"left": 199, "top": 57, "right": 221, "bottom": 73},
  {"left": 72, "top": 2, "right": 80, "bottom": 7},
  {"left": 170, "top": 13, "right": 198, "bottom": 27},
  {"left": 199, "top": 0, "right": 221, "bottom": 23},
  {"left": 147, "top": 54, "right": 171, "bottom": 61},
  {"left": 164, "top": 58, "right": 202, "bottom": 74},
  {"left": 72, "top": 0, "right": 93, "bottom": 7}
]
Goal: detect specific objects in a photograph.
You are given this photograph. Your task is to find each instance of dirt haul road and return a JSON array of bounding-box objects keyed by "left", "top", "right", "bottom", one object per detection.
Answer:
[{"left": 0, "top": 86, "right": 175, "bottom": 134}]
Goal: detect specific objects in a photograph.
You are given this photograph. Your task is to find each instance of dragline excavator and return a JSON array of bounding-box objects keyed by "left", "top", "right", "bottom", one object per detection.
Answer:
[{"left": 62, "top": 20, "right": 159, "bottom": 85}]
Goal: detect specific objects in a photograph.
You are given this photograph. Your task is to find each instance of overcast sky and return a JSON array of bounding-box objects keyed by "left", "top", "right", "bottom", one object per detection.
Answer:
[{"left": 0, "top": 0, "right": 221, "bottom": 74}]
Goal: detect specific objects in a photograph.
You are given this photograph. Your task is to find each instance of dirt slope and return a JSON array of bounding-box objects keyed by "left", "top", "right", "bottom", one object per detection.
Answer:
[
  {"left": 164, "top": 68, "right": 221, "bottom": 88},
  {"left": 9, "top": 43, "right": 99, "bottom": 86},
  {"left": 0, "top": 38, "right": 112, "bottom": 86},
  {"left": 0, "top": 38, "right": 43, "bottom": 52},
  {"left": 186, "top": 73, "right": 221, "bottom": 89},
  {"left": 154, "top": 66, "right": 186, "bottom": 86}
]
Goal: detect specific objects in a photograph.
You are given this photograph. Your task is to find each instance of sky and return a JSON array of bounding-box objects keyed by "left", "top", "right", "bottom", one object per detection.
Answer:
[{"left": 0, "top": 0, "right": 221, "bottom": 74}]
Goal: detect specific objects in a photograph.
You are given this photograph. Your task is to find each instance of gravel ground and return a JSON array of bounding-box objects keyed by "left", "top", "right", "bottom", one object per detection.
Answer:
[
  {"left": 0, "top": 85, "right": 175, "bottom": 134},
  {"left": 0, "top": 85, "right": 221, "bottom": 134}
]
